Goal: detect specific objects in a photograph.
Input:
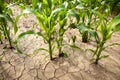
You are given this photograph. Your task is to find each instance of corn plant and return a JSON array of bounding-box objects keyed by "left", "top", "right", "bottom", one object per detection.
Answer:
[
  {"left": 56, "top": 1, "right": 77, "bottom": 57},
  {"left": 15, "top": 0, "right": 72, "bottom": 60},
  {"left": 0, "top": 0, "right": 15, "bottom": 48},
  {"left": 55, "top": 0, "right": 83, "bottom": 56},
  {"left": 52, "top": 0, "right": 81, "bottom": 57},
  {"left": 88, "top": 14, "right": 120, "bottom": 64},
  {"left": 73, "top": 0, "right": 109, "bottom": 43},
  {"left": 56, "top": 3, "right": 68, "bottom": 57}
]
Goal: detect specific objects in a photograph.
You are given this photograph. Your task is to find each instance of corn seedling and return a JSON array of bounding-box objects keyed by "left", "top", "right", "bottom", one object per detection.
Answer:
[
  {"left": 56, "top": 1, "right": 75, "bottom": 57},
  {"left": 15, "top": 0, "right": 74, "bottom": 60},
  {"left": 56, "top": 5, "right": 68, "bottom": 57},
  {"left": 56, "top": 0, "right": 82, "bottom": 57},
  {"left": 88, "top": 14, "right": 120, "bottom": 64},
  {"left": 73, "top": 0, "right": 109, "bottom": 43},
  {"left": 0, "top": 0, "right": 16, "bottom": 48}
]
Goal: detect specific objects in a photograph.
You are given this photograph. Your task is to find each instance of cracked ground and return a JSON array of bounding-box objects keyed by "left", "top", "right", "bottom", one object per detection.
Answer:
[{"left": 0, "top": 5, "right": 120, "bottom": 80}]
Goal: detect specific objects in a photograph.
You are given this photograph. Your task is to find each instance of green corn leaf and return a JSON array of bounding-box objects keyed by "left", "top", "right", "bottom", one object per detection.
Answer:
[
  {"left": 103, "top": 43, "right": 120, "bottom": 50},
  {"left": 14, "top": 9, "right": 33, "bottom": 34},
  {"left": 76, "top": 4, "right": 84, "bottom": 10},
  {"left": 98, "top": 23, "right": 105, "bottom": 37},
  {"left": 77, "top": 23, "right": 87, "bottom": 32},
  {"left": 36, "top": 32, "right": 48, "bottom": 41},
  {"left": 47, "top": 17, "right": 55, "bottom": 35},
  {"left": 0, "top": 14, "right": 13, "bottom": 22},
  {"left": 34, "top": 11, "right": 46, "bottom": 31},
  {"left": 33, "top": 48, "right": 49, "bottom": 54},
  {"left": 47, "top": 0, "right": 52, "bottom": 9},
  {"left": 18, "top": 30, "right": 35, "bottom": 40},
  {"left": 103, "top": 15, "right": 120, "bottom": 40},
  {"left": 108, "top": 14, "right": 120, "bottom": 32},
  {"left": 0, "top": 1, "right": 6, "bottom": 10},
  {"left": 50, "top": 26, "right": 55, "bottom": 37},
  {"left": 61, "top": 1, "right": 68, "bottom": 8},
  {"left": 16, "top": 45, "right": 23, "bottom": 54},
  {"left": 63, "top": 43, "right": 81, "bottom": 50},
  {"left": 69, "top": 45, "right": 81, "bottom": 49},
  {"left": 59, "top": 18, "right": 67, "bottom": 29},
  {"left": 88, "top": 29, "right": 96, "bottom": 37},
  {"left": 32, "top": 0, "right": 38, "bottom": 9},
  {"left": 89, "top": 30, "right": 100, "bottom": 44},
  {"left": 99, "top": 55, "right": 109, "bottom": 60},
  {"left": 86, "top": 48, "right": 97, "bottom": 57},
  {"left": 51, "top": 8, "right": 64, "bottom": 16},
  {"left": 68, "top": 10, "right": 80, "bottom": 23},
  {"left": 59, "top": 28, "right": 66, "bottom": 37},
  {"left": 0, "top": 14, "right": 18, "bottom": 35},
  {"left": 85, "top": 48, "right": 95, "bottom": 53},
  {"left": 13, "top": 21, "right": 18, "bottom": 34},
  {"left": 14, "top": 13, "right": 25, "bottom": 34},
  {"left": 6, "top": 8, "right": 13, "bottom": 16},
  {"left": 16, "top": 44, "right": 30, "bottom": 57},
  {"left": 113, "top": 24, "right": 120, "bottom": 32},
  {"left": 106, "top": 32, "right": 113, "bottom": 40}
]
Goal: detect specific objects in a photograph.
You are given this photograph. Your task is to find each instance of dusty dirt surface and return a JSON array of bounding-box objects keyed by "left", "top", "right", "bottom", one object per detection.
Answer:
[{"left": 0, "top": 5, "right": 120, "bottom": 80}]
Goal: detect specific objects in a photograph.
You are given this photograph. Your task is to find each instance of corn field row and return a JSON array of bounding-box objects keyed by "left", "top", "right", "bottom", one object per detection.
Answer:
[{"left": 0, "top": 0, "right": 120, "bottom": 65}]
